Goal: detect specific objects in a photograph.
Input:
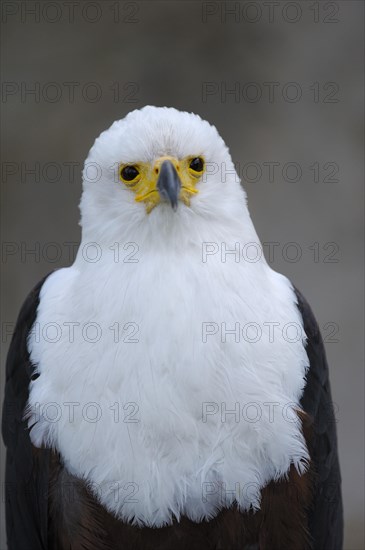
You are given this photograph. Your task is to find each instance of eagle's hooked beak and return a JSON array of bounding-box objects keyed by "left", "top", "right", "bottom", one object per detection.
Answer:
[
  {"left": 157, "top": 160, "right": 181, "bottom": 211},
  {"left": 131, "top": 156, "right": 200, "bottom": 213}
]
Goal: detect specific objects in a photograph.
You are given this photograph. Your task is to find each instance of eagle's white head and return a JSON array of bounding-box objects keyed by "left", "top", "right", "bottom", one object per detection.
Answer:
[{"left": 80, "top": 106, "right": 251, "bottom": 246}]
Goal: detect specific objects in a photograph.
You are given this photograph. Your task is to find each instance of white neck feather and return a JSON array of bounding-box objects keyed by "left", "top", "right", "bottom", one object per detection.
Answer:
[{"left": 27, "top": 207, "right": 309, "bottom": 526}]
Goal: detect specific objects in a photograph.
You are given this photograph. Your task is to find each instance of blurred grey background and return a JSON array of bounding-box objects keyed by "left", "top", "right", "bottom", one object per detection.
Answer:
[{"left": 1, "top": 1, "right": 364, "bottom": 548}]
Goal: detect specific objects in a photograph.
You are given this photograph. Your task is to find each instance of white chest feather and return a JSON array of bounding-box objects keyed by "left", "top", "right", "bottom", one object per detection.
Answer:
[{"left": 28, "top": 234, "right": 309, "bottom": 526}]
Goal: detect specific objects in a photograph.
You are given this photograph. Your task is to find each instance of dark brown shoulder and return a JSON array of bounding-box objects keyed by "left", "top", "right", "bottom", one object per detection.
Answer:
[
  {"left": 2, "top": 273, "right": 53, "bottom": 549},
  {"left": 294, "top": 287, "right": 343, "bottom": 550}
]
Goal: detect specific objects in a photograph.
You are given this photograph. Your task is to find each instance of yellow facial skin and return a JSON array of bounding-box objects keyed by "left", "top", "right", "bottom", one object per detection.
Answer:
[{"left": 119, "top": 156, "right": 204, "bottom": 213}]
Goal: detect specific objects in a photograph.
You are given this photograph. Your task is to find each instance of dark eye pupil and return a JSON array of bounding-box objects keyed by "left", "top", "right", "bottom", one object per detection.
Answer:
[
  {"left": 190, "top": 157, "right": 204, "bottom": 172},
  {"left": 121, "top": 166, "right": 139, "bottom": 181}
]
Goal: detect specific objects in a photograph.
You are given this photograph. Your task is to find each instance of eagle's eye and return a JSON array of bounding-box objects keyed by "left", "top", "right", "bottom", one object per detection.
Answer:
[
  {"left": 189, "top": 157, "right": 204, "bottom": 174},
  {"left": 120, "top": 165, "right": 140, "bottom": 184}
]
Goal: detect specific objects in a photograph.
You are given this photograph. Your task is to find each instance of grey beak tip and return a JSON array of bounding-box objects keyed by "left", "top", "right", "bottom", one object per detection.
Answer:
[{"left": 157, "top": 160, "right": 181, "bottom": 210}]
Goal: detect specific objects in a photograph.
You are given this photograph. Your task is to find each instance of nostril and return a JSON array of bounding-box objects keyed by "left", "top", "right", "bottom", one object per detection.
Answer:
[{"left": 155, "top": 168, "right": 159, "bottom": 175}]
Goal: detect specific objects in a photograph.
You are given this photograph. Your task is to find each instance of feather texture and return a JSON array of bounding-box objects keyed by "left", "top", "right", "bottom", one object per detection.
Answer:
[{"left": 26, "top": 107, "right": 310, "bottom": 526}]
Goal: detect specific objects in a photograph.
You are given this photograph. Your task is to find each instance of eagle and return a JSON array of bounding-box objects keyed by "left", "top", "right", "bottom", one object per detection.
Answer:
[{"left": 2, "top": 106, "right": 343, "bottom": 549}]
